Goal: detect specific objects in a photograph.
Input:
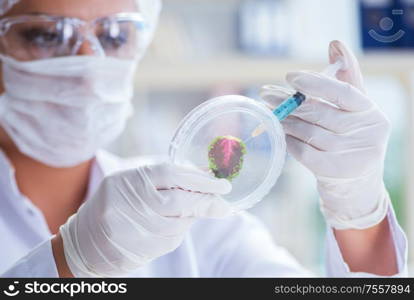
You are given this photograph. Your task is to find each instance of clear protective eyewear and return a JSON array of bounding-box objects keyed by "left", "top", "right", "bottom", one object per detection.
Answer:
[{"left": 0, "top": 13, "right": 148, "bottom": 61}]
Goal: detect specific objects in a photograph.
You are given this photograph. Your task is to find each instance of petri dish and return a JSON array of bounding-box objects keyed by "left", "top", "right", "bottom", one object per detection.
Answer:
[{"left": 169, "top": 95, "right": 286, "bottom": 212}]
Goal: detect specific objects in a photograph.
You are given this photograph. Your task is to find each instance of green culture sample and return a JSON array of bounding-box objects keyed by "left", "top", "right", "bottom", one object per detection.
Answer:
[{"left": 208, "top": 135, "right": 247, "bottom": 181}]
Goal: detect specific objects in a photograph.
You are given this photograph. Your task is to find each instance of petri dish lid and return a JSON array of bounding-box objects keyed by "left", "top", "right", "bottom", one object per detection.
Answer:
[{"left": 169, "top": 95, "right": 286, "bottom": 212}]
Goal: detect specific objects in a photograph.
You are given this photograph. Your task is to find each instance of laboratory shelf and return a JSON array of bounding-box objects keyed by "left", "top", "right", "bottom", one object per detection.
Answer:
[{"left": 135, "top": 53, "right": 414, "bottom": 90}]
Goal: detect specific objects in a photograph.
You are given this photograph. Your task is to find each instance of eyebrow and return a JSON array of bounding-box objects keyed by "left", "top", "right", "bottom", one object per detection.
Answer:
[
  {"left": 8, "top": 11, "right": 83, "bottom": 22},
  {"left": 23, "top": 12, "right": 46, "bottom": 16},
  {"left": 18, "top": 12, "right": 70, "bottom": 18},
  {"left": 8, "top": 12, "right": 58, "bottom": 18}
]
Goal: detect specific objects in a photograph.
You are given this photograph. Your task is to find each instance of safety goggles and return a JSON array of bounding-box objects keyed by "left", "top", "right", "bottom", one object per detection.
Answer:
[{"left": 0, "top": 13, "right": 148, "bottom": 61}]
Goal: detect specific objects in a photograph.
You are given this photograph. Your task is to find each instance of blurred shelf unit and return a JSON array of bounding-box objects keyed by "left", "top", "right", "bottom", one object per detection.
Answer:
[{"left": 135, "top": 53, "right": 414, "bottom": 90}]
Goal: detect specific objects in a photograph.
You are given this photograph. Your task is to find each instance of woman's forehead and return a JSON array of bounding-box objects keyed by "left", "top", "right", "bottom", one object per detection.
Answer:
[{"left": 5, "top": 0, "right": 138, "bottom": 20}]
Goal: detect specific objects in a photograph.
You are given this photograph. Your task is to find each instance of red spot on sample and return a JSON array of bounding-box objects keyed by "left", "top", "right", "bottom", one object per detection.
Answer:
[{"left": 208, "top": 136, "right": 246, "bottom": 180}]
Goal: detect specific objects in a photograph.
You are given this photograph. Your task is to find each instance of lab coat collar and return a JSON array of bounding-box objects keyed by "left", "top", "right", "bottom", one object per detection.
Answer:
[
  {"left": 0, "top": 148, "right": 120, "bottom": 208},
  {"left": 84, "top": 150, "right": 125, "bottom": 201},
  {"left": 95, "top": 149, "right": 124, "bottom": 176},
  {"left": 0, "top": 148, "right": 22, "bottom": 198},
  {"left": 0, "top": 147, "right": 163, "bottom": 208},
  {"left": 0, "top": 148, "right": 132, "bottom": 240}
]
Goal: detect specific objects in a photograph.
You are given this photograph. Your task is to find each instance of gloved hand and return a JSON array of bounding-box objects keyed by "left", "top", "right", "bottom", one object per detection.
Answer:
[
  {"left": 60, "top": 162, "right": 232, "bottom": 277},
  {"left": 261, "top": 40, "right": 391, "bottom": 230}
]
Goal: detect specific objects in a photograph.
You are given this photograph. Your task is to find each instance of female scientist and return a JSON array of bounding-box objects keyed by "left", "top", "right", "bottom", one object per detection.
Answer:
[{"left": 0, "top": 0, "right": 407, "bottom": 277}]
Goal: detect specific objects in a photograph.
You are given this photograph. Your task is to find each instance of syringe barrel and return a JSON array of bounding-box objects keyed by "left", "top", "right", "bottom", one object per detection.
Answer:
[{"left": 273, "top": 92, "right": 306, "bottom": 121}]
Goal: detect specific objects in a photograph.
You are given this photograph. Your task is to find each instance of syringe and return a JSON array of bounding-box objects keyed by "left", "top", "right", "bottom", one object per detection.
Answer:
[{"left": 251, "top": 59, "right": 345, "bottom": 138}]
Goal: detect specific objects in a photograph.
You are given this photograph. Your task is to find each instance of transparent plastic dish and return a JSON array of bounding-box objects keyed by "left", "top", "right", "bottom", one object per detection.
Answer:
[{"left": 169, "top": 95, "right": 286, "bottom": 212}]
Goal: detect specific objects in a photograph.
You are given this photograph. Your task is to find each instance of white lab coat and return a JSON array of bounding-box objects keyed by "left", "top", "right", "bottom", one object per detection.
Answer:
[{"left": 0, "top": 149, "right": 408, "bottom": 277}]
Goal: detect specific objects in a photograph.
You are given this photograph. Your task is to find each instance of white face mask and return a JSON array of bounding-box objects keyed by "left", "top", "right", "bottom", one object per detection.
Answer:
[{"left": 0, "top": 55, "right": 137, "bottom": 167}]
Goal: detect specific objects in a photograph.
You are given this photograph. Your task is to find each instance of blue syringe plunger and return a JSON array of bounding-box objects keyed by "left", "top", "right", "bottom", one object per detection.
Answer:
[
  {"left": 293, "top": 92, "right": 306, "bottom": 106},
  {"left": 273, "top": 92, "right": 307, "bottom": 121},
  {"left": 251, "top": 60, "right": 344, "bottom": 139},
  {"left": 251, "top": 92, "right": 306, "bottom": 138}
]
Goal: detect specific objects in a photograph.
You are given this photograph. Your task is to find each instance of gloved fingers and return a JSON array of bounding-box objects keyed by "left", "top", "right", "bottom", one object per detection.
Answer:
[
  {"left": 116, "top": 230, "right": 187, "bottom": 262},
  {"left": 329, "top": 40, "right": 365, "bottom": 93},
  {"left": 285, "top": 135, "right": 350, "bottom": 178},
  {"left": 143, "top": 162, "right": 232, "bottom": 195},
  {"left": 283, "top": 116, "right": 388, "bottom": 152},
  {"left": 260, "top": 85, "right": 295, "bottom": 109},
  {"left": 157, "top": 189, "right": 233, "bottom": 219},
  {"left": 288, "top": 98, "right": 386, "bottom": 134},
  {"left": 286, "top": 134, "right": 387, "bottom": 178},
  {"left": 283, "top": 116, "right": 347, "bottom": 151},
  {"left": 106, "top": 191, "right": 196, "bottom": 237},
  {"left": 260, "top": 85, "right": 308, "bottom": 112},
  {"left": 139, "top": 215, "right": 195, "bottom": 238},
  {"left": 168, "top": 164, "right": 232, "bottom": 195},
  {"left": 261, "top": 87, "right": 381, "bottom": 134},
  {"left": 286, "top": 71, "right": 373, "bottom": 112},
  {"left": 284, "top": 135, "right": 329, "bottom": 170},
  {"left": 260, "top": 85, "right": 324, "bottom": 117},
  {"left": 80, "top": 207, "right": 189, "bottom": 262}
]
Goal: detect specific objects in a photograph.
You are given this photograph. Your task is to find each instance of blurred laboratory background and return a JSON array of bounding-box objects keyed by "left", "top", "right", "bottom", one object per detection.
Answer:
[{"left": 109, "top": 0, "right": 414, "bottom": 275}]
